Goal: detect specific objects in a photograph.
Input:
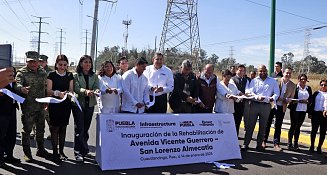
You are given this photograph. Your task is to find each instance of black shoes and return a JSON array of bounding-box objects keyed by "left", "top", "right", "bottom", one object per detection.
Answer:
[
  {"left": 52, "top": 154, "right": 62, "bottom": 163},
  {"left": 0, "top": 161, "right": 6, "bottom": 168},
  {"left": 241, "top": 145, "right": 249, "bottom": 151},
  {"left": 309, "top": 146, "right": 314, "bottom": 153},
  {"left": 256, "top": 146, "right": 265, "bottom": 152},
  {"left": 287, "top": 144, "right": 294, "bottom": 151},
  {"left": 36, "top": 149, "right": 50, "bottom": 158},
  {"left": 60, "top": 153, "right": 68, "bottom": 161}
]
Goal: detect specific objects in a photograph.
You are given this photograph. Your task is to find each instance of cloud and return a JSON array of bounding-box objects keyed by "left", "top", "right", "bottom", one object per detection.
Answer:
[
  {"left": 311, "top": 36, "right": 327, "bottom": 48},
  {"left": 239, "top": 36, "right": 327, "bottom": 63},
  {"left": 241, "top": 44, "right": 270, "bottom": 55}
]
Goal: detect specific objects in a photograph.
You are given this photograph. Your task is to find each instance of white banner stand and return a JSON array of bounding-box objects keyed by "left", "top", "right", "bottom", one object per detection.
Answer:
[{"left": 96, "top": 113, "right": 241, "bottom": 171}]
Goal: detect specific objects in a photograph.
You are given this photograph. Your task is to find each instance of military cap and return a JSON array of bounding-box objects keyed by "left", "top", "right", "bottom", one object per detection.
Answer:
[
  {"left": 39, "top": 54, "right": 48, "bottom": 61},
  {"left": 25, "top": 51, "right": 39, "bottom": 61}
]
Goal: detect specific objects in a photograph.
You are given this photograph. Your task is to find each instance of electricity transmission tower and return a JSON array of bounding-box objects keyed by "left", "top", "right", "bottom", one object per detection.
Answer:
[
  {"left": 299, "top": 29, "right": 311, "bottom": 74},
  {"left": 159, "top": 0, "right": 201, "bottom": 66}
]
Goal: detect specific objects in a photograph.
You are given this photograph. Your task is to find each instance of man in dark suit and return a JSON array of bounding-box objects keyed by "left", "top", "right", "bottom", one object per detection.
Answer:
[
  {"left": 169, "top": 59, "right": 199, "bottom": 113},
  {"left": 271, "top": 62, "right": 283, "bottom": 78},
  {"left": 231, "top": 65, "right": 248, "bottom": 136},
  {"left": 0, "top": 68, "right": 20, "bottom": 167}
]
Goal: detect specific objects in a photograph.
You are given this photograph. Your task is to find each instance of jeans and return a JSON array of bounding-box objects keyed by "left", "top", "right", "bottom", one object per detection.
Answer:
[{"left": 72, "top": 105, "right": 94, "bottom": 156}]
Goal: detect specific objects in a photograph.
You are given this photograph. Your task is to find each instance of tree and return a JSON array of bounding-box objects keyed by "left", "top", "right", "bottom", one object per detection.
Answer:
[
  {"left": 281, "top": 52, "right": 294, "bottom": 69},
  {"left": 247, "top": 65, "right": 255, "bottom": 73},
  {"left": 198, "top": 49, "right": 207, "bottom": 63},
  {"left": 218, "top": 58, "right": 236, "bottom": 71},
  {"left": 207, "top": 54, "right": 219, "bottom": 65}
]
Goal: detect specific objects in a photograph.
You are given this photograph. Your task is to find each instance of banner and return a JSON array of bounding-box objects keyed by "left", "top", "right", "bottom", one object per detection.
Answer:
[{"left": 96, "top": 113, "right": 241, "bottom": 171}]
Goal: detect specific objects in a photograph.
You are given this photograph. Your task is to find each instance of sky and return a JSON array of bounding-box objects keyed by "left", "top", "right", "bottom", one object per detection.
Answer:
[{"left": 0, "top": 0, "right": 327, "bottom": 68}]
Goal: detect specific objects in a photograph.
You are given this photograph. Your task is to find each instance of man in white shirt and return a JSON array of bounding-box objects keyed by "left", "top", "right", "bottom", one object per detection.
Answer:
[
  {"left": 121, "top": 57, "right": 150, "bottom": 113},
  {"left": 241, "top": 65, "right": 280, "bottom": 152},
  {"left": 263, "top": 67, "right": 296, "bottom": 152},
  {"left": 143, "top": 53, "right": 174, "bottom": 113}
]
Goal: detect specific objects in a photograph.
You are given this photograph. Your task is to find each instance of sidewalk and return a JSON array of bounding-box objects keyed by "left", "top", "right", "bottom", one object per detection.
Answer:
[{"left": 240, "top": 118, "right": 327, "bottom": 149}]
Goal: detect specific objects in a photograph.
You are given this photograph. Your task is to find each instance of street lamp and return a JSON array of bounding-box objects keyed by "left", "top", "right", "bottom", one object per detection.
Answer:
[
  {"left": 87, "top": 15, "right": 98, "bottom": 71},
  {"left": 122, "top": 19, "right": 132, "bottom": 55}
]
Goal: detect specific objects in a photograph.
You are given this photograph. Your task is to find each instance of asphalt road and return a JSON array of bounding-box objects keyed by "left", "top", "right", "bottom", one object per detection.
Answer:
[{"left": 0, "top": 109, "right": 326, "bottom": 175}]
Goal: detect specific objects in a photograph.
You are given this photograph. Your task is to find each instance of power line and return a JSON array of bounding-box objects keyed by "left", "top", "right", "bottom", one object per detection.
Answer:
[
  {"left": 0, "top": 28, "right": 26, "bottom": 42},
  {"left": 98, "top": 2, "right": 116, "bottom": 44},
  {"left": 2, "top": 0, "right": 31, "bottom": 33},
  {"left": 0, "top": 12, "right": 26, "bottom": 33},
  {"left": 203, "top": 24, "right": 324, "bottom": 46},
  {"left": 17, "top": 0, "right": 38, "bottom": 30},
  {"left": 28, "top": 0, "right": 38, "bottom": 16},
  {"left": 244, "top": 0, "right": 327, "bottom": 24}
]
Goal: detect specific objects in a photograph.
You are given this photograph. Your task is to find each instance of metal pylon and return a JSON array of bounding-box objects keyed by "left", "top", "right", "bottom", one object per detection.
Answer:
[{"left": 159, "top": 0, "right": 201, "bottom": 62}]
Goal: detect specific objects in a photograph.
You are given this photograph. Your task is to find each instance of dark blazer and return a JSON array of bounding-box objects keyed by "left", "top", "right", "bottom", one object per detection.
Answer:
[
  {"left": 308, "top": 90, "right": 323, "bottom": 115},
  {"left": 231, "top": 75, "right": 248, "bottom": 93},
  {"left": 288, "top": 85, "right": 312, "bottom": 113},
  {"left": 197, "top": 74, "right": 217, "bottom": 109},
  {"left": 169, "top": 72, "right": 199, "bottom": 111},
  {"left": 0, "top": 83, "right": 19, "bottom": 116}
]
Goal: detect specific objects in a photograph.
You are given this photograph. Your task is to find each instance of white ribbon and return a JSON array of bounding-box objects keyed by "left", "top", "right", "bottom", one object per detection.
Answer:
[
  {"left": 36, "top": 94, "right": 68, "bottom": 103},
  {"left": 0, "top": 88, "right": 25, "bottom": 103},
  {"left": 146, "top": 91, "right": 156, "bottom": 108},
  {"left": 35, "top": 92, "right": 82, "bottom": 111},
  {"left": 207, "top": 161, "right": 235, "bottom": 169}
]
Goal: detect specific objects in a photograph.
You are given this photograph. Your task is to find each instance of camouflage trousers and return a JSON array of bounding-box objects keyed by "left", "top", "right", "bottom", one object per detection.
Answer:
[
  {"left": 32, "top": 109, "right": 49, "bottom": 135},
  {"left": 21, "top": 111, "right": 45, "bottom": 147}
]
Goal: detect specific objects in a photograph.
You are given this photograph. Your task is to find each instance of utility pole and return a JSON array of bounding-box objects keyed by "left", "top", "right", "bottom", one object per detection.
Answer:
[
  {"left": 269, "top": 0, "right": 276, "bottom": 75},
  {"left": 53, "top": 43, "right": 58, "bottom": 59},
  {"left": 31, "top": 16, "right": 49, "bottom": 54},
  {"left": 82, "top": 29, "right": 90, "bottom": 55},
  {"left": 90, "top": 0, "right": 117, "bottom": 69},
  {"left": 56, "top": 28, "right": 66, "bottom": 55}
]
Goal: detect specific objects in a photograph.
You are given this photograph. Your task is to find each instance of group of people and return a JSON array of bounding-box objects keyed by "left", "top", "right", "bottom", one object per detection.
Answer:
[{"left": 0, "top": 51, "right": 327, "bottom": 168}]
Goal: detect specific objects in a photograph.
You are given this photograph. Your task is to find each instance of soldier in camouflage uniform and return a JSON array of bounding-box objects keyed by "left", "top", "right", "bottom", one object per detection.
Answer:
[
  {"left": 39, "top": 55, "right": 53, "bottom": 73},
  {"left": 35, "top": 55, "right": 53, "bottom": 140},
  {"left": 14, "top": 51, "right": 50, "bottom": 162}
]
